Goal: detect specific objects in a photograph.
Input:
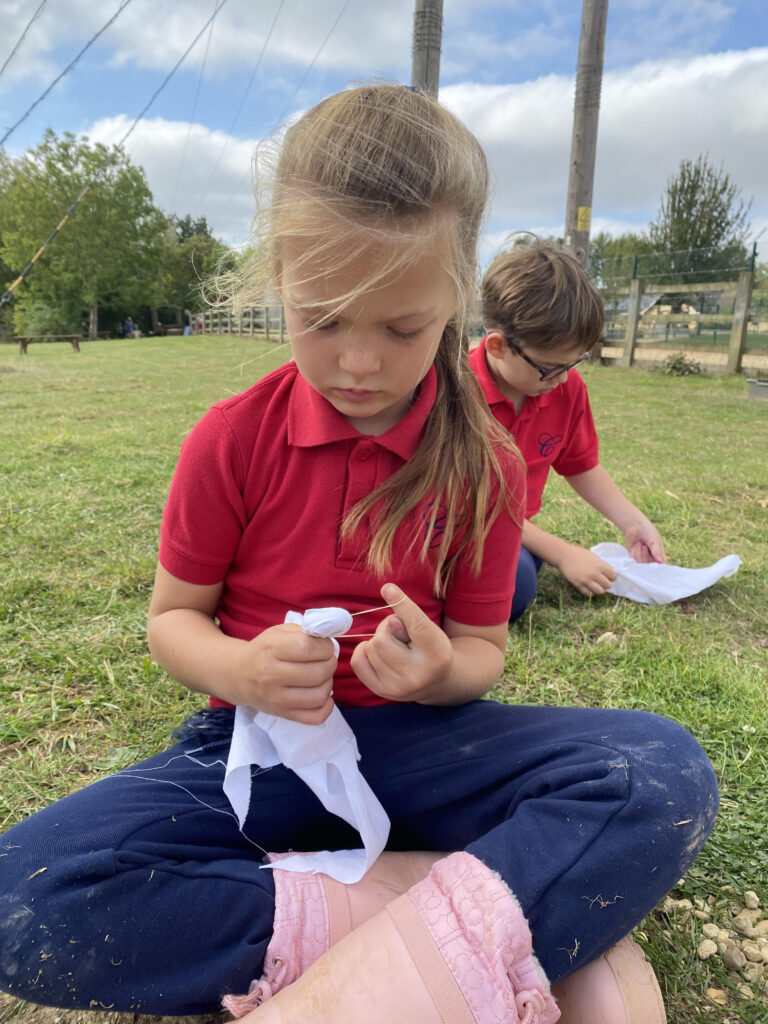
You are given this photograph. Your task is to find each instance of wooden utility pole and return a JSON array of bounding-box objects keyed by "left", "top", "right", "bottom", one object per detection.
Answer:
[
  {"left": 411, "top": 0, "right": 443, "bottom": 96},
  {"left": 564, "top": 0, "right": 609, "bottom": 267}
]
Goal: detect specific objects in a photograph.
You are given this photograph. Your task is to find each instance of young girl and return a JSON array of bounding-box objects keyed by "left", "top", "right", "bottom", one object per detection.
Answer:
[{"left": 0, "top": 86, "right": 716, "bottom": 1024}]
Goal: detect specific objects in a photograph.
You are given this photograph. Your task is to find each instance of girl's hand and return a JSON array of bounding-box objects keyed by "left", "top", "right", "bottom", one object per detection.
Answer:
[
  {"left": 350, "top": 584, "right": 453, "bottom": 703},
  {"left": 556, "top": 544, "right": 618, "bottom": 596},
  {"left": 235, "top": 624, "right": 337, "bottom": 724},
  {"left": 624, "top": 520, "right": 666, "bottom": 564}
]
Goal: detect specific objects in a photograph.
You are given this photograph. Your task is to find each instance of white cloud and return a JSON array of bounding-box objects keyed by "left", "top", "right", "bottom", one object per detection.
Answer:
[
  {"left": 0, "top": 0, "right": 413, "bottom": 82},
  {"left": 443, "top": 47, "right": 768, "bottom": 243},
  {"left": 84, "top": 44, "right": 768, "bottom": 255},
  {"left": 85, "top": 115, "right": 259, "bottom": 244},
  {"left": 0, "top": 0, "right": 742, "bottom": 89},
  {"left": 607, "top": 0, "right": 734, "bottom": 66}
]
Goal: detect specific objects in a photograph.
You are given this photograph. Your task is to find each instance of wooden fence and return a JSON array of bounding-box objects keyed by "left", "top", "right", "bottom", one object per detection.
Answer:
[
  {"left": 197, "top": 306, "right": 286, "bottom": 342},
  {"left": 600, "top": 271, "right": 763, "bottom": 374}
]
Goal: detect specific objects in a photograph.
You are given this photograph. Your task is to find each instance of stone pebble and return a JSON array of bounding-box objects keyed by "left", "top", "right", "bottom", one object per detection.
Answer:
[{"left": 667, "top": 887, "right": 767, "bottom": 998}]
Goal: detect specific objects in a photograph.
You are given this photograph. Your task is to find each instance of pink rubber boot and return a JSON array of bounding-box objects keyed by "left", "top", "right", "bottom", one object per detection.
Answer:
[
  {"left": 228, "top": 851, "right": 560, "bottom": 1024},
  {"left": 551, "top": 935, "right": 666, "bottom": 1024},
  {"left": 222, "top": 850, "right": 443, "bottom": 1015}
]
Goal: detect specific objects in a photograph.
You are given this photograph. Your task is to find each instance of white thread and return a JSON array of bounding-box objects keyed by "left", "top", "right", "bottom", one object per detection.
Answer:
[
  {"left": 349, "top": 595, "right": 406, "bottom": 617},
  {"left": 115, "top": 754, "right": 271, "bottom": 856}
]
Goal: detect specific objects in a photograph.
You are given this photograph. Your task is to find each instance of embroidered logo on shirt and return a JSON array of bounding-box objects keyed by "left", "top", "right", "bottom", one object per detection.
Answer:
[
  {"left": 421, "top": 502, "right": 467, "bottom": 550},
  {"left": 537, "top": 432, "right": 563, "bottom": 458},
  {"left": 422, "top": 502, "right": 448, "bottom": 549}
]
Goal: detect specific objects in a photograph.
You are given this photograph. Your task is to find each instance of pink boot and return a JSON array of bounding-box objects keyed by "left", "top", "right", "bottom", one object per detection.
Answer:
[
  {"left": 229, "top": 851, "right": 560, "bottom": 1024},
  {"left": 222, "top": 850, "right": 443, "bottom": 1015},
  {"left": 551, "top": 935, "right": 666, "bottom": 1024}
]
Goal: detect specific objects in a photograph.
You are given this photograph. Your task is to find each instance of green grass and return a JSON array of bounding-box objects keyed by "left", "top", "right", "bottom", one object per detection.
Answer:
[{"left": 1, "top": 337, "right": 767, "bottom": 1023}]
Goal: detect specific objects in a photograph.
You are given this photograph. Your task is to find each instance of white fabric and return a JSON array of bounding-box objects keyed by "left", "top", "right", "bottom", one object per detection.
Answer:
[
  {"left": 590, "top": 543, "right": 742, "bottom": 605},
  {"left": 222, "top": 608, "right": 390, "bottom": 883}
]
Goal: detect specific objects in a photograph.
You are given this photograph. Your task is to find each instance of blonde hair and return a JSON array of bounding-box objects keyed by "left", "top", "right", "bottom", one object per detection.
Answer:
[
  {"left": 482, "top": 240, "right": 605, "bottom": 351},
  {"left": 237, "top": 84, "right": 522, "bottom": 593}
]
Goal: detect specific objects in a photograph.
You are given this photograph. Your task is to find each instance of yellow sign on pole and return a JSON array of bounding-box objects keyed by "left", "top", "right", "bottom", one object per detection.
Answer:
[{"left": 577, "top": 206, "right": 592, "bottom": 232}]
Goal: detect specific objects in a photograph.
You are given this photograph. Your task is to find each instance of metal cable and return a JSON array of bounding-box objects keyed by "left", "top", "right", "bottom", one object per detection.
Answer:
[
  {"left": 0, "top": 0, "right": 136, "bottom": 147},
  {"left": 218, "top": 0, "right": 354, "bottom": 227},
  {"left": 0, "top": 0, "right": 48, "bottom": 83},
  {"left": 196, "top": 0, "right": 287, "bottom": 213},
  {"left": 170, "top": 0, "right": 219, "bottom": 213}
]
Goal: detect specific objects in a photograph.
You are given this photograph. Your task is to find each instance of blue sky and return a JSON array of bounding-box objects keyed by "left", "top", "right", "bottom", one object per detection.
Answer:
[{"left": 1, "top": 0, "right": 767, "bottom": 256}]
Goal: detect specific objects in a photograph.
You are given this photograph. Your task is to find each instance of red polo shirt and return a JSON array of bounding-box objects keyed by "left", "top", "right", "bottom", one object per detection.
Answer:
[
  {"left": 469, "top": 338, "right": 599, "bottom": 519},
  {"left": 159, "top": 360, "right": 524, "bottom": 708}
]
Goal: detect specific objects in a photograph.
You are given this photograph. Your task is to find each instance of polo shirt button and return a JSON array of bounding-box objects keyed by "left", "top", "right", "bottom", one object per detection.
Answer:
[{"left": 356, "top": 447, "right": 373, "bottom": 461}]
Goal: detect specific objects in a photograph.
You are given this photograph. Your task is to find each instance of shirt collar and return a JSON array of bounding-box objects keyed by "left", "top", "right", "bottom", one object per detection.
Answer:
[{"left": 288, "top": 365, "right": 438, "bottom": 460}]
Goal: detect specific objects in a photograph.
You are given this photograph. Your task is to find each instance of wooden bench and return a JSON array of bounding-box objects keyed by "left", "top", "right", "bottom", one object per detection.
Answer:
[{"left": 14, "top": 334, "right": 84, "bottom": 354}]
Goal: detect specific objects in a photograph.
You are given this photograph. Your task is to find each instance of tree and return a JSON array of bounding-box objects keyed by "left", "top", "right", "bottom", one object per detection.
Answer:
[
  {"left": 589, "top": 231, "right": 655, "bottom": 290},
  {"left": 0, "top": 152, "right": 15, "bottom": 335},
  {"left": 160, "top": 214, "right": 225, "bottom": 314},
  {"left": 647, "top": 154, "right": 752, "bottom": 282},
  {"left": 0, "top": 130, "right": 167, "bottom": 336},
  {"left": 171, "top": 213, "right": 214, "bottom": 244}
]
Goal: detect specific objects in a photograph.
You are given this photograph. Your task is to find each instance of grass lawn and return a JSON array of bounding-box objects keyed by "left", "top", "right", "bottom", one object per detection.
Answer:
[{"left": 1, "top": 336, "right": 767, "bottom": 1024}]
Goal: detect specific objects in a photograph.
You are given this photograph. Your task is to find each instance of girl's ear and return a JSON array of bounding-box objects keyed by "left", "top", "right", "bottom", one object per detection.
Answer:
[{"left": 484, "top": 332, "right": 508, "bottom": 358}]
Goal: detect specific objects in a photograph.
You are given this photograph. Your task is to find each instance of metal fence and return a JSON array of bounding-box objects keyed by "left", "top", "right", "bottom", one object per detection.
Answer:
[{"left": 592, "top": 243, "right": 757, "bottom": 289}]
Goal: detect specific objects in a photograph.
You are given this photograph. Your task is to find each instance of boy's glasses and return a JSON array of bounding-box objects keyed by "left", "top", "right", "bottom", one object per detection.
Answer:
[{"left": 505, "top": 337, "right": 592, "bottom": 381}]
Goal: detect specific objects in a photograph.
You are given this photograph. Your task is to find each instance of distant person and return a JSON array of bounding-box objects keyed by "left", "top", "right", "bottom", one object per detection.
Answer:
[
  {"left": 196, "top": 313, "right": 204, "bottom": 334},
  {"left": 183, "top": 309, "right": 192, "bottom": 336},
  {"left": 471, "top": 242, "right": 667, "bottom": 621},
  {"left": 123, "top": 316, "right": 135, "bottom": 338}
]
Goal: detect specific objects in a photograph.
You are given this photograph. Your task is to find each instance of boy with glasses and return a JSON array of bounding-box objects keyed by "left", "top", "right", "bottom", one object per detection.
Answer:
[{"left": 470, "top": 242, "right": 666, "bottom": 621}]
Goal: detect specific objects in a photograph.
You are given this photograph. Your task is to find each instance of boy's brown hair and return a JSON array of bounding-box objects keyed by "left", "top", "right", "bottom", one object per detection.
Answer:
[{"left": 482, "top": 240, "right": 605, "bottom": 351}]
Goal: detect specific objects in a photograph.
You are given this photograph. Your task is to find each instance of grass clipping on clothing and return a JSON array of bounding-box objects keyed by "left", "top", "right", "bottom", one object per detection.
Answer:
[{"left": 1, "top": 337, "right": 767, "bottom": 1024}]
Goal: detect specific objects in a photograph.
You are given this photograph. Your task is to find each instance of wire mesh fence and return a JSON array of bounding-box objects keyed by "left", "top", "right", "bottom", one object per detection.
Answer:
[{"left": 591, "top": 244, "right": 756, "bottom": 289}]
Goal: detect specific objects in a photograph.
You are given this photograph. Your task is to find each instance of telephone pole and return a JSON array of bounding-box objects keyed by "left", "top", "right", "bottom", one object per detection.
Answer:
[
  {"left": 564, "top": 0, "right": 609, "bottom": 267},
  {"left": 411, "top": 0, "right": 443, "bottom": 97}
]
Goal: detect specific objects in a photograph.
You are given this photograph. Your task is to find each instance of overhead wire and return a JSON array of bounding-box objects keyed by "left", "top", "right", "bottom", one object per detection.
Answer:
[
  {"left": 274, "top": 0, "right": 353, "bottom": 125},
  {"left": 0, "top": 0, "right": 136, "bottom": 148},
  {"left": 0, "top": 0, "right": 231, "bottom": 310},
  {"left": 196, "top": 0, "right": 287, "bottom": 214},
  {"left": 170, "top": 0, "right": 219, "bottom": 214},
  {"left": 113, "top": 0, "right": 230, "bottom": 151},
  {"left": 217, "top": 0, "right": 354, "bottom": 236},
  {"left": 0, "top": 0, "right": 49, "bottom": 84}
]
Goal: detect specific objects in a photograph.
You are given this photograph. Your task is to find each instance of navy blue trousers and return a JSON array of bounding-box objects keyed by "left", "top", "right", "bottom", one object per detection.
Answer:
[
  {"left": 510, "top": 547, "right": 542, "bottom": 621},
  {"left": 0, "top": 701, "right": 717, "bottom": 1015}
]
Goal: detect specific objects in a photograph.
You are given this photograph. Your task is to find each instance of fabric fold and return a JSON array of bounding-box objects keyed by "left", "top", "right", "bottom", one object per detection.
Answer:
[
  {"left": 222, "top": 608, "right": 391, "bottom": 883},
  {"left": 590, "top": 542, "right": 741, "bottom": 605}
]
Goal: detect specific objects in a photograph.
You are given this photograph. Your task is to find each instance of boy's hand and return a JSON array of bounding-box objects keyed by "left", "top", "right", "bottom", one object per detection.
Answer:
[
  {"left": 235, "top": 624, "right": 337, "bottom": 724},
  {"left": 557, "top": 544, "right": 618, "bottom": 596},
  {"left": 350, "top": 583, "right": 453, "bottom": 702},
  {"left": 624, "top": 520, "right": 666, "bottom": 564}
]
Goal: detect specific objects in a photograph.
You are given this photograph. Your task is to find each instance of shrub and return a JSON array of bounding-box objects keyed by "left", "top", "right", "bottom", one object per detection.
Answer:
[{"left": 660, "top": 352, "right": 703, "bottom": 376}]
